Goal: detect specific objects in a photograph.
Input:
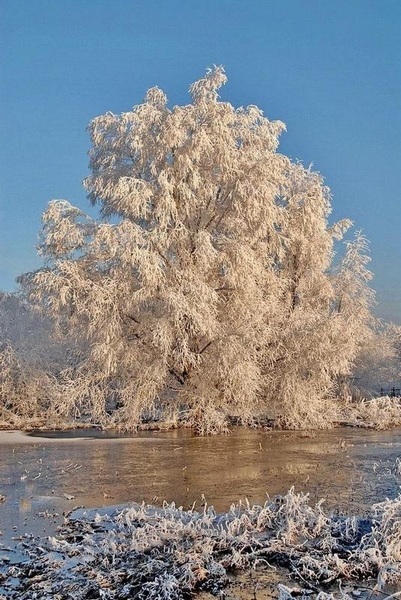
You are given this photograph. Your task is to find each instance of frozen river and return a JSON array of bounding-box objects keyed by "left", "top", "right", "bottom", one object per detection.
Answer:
[{"left": 1, "top": 426, "right": 401, "bottom": 564}]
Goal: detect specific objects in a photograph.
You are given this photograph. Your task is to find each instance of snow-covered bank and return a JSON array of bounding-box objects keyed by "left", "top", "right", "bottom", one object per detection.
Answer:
[
  {"left": 2, "top": 394, "right": 401, "bottom": 437},
  {"left": 2, "top": 488, "right": 401, "bottom": 599},
  {"left": 0, "top": 429, "right": 164, "bottom": 445}
]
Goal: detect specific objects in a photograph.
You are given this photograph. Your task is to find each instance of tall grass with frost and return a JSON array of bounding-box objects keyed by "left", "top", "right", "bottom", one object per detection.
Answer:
[
  {"left": 341, "top": 396, "right": 401, "bottom": 429},
  {"left": 4, "top": 487, "right": 401, "bottom": 599}
]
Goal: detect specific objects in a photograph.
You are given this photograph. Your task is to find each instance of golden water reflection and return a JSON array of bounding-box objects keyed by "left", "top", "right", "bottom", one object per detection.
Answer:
[{"left": 0, "top": 426, "right": 400, "bottom": 558}]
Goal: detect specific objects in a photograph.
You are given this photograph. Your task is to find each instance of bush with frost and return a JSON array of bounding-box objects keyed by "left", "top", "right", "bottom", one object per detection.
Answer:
[{"left": 340, "top": 395, "right": 401, "bottom": 429}]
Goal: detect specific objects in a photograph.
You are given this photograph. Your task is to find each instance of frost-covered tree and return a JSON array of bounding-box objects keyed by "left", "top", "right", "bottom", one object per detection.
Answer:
[
  {"left": 0, "top": 290, "right": 84, "bottom": 425},
  {"left": 20, "top": 67, "right": 376, "bottom": 432},
  {"left": 257, "top": 168, "right": 352, "bottom": 427},
  {"left": 351, "top": 322, "right": 401, "bottom": 398},
  {"left": 0, "top": 293, "right": 53, "bottom": 424},
  {"left": 329, "top": 232, "right": 379, "bottom": 398},
  {"left": 388, "top": 323, "right": 401, "bottom": 383}
]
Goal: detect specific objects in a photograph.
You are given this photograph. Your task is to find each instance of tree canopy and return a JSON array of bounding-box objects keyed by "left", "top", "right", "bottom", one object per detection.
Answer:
[{"left": 15, "top": 67, "right": 385, "bottom": 432}]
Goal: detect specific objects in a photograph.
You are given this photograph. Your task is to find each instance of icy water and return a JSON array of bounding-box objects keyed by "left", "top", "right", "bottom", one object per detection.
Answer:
[{"left": 0, "top": 426, "right": 401, "bottom": 564}]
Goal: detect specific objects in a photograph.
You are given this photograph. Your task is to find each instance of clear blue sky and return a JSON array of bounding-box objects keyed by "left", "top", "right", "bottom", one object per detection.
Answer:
[{"left": 1, "top": 0, "right": 400, "bottom": 322}]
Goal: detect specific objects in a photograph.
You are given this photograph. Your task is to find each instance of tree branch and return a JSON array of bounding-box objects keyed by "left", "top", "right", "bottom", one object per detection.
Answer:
[
  {"left": 154, "top": 244, "right": 173, "bottom": 269},
  {"left": 124, "top": 313, "right": 187, "bottom": 386},
  {"left": 198, "top": 340, "right": 213, "bottom": 355}
]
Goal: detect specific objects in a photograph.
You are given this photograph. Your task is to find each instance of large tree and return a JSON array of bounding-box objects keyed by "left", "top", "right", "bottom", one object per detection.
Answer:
[{"left": 21, "top": 67, "right": 374, "bottom": 432}]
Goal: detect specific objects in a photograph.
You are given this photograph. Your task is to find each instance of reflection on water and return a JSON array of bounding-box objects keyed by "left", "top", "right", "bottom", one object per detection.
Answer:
[{"left": 0, "top": 427, "right": 401, "bottom": 560}]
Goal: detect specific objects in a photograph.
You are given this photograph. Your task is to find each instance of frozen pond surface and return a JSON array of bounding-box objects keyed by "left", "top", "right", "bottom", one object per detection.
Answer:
[{"left": 0, "top": 426, "right": 401, "bottom": 563}]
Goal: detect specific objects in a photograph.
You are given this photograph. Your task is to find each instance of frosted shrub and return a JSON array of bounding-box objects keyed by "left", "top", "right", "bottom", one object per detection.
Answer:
[
  {"left": 365, "top": 496, "right": 401, "bottom": 579},
  {"left": 343, "top": 396, "right": 401, "bottom": 429},
  {"left": 4, "top": 487, "right": 401, "bottom": 598},
  {"left": 138, "top": 574, "right": 183, "bottom": 600}
]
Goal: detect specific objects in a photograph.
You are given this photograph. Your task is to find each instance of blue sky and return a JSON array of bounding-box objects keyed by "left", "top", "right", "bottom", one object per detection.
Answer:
[{"left": 1, "top": 0, "right": 400, "bottom": 322}]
